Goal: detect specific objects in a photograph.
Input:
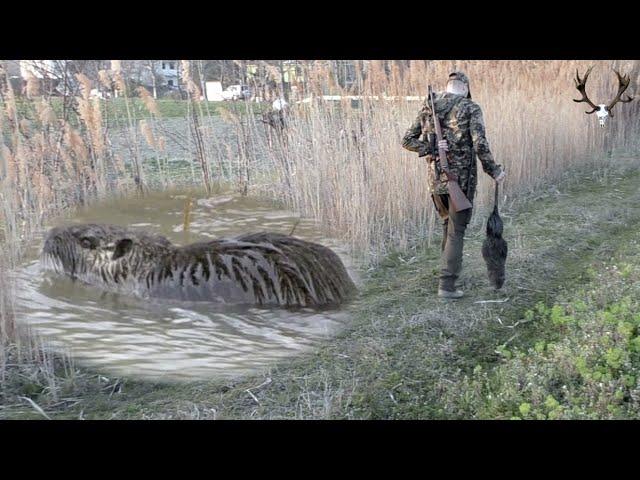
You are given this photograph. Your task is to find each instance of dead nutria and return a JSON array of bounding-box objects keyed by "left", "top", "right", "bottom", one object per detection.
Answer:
[
  {"left": 481, "top": 185, "right": 508, "bottom": 289},
  {"left": 41, "top": 224, "right": 357, "bottom": 307}
]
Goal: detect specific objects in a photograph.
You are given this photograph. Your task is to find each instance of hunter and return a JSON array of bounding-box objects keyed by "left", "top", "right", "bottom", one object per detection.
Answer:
[{"left": 402, "top": 71, "right": 506, "bottom": 299}]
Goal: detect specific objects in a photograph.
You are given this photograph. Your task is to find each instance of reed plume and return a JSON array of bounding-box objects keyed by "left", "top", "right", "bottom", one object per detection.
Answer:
[
  {"left": 137, "top": 86, "right": 160, "bottom": 116},
  {"left": 25, "top": 72, "right": 40, "bottom": 98}
]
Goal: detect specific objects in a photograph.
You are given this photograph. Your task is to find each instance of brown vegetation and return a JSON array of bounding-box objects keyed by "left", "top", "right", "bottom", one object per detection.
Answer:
[{"left": 1, "top": 59, "right": 639, "bottom": 400}]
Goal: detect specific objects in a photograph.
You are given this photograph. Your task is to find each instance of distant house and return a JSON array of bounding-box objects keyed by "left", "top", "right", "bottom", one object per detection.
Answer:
[
  {"left": 157, "top": 61, "right": 179, "bottom": 88},
  {"left": 127, "top": 61, "right": 180, "bottom": 98},
  {"left": 13, "top": 60, "right": 69, "bottom": 95}
]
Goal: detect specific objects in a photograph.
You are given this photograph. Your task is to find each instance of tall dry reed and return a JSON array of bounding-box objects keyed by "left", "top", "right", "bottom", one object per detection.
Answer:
[
  {"left": 181, "top": 60, "right": 213, "bottom": 194},
  {"left": 0, "top": 61, "right": 137, "bottom": 386},
  {"left": 247, "top": 60, "right": 640, "bottom": 258}
]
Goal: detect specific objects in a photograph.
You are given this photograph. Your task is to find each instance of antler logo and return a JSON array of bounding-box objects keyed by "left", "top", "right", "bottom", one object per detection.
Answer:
[{"left": 574, "top": 66, "right": 635, "bottom": 128}]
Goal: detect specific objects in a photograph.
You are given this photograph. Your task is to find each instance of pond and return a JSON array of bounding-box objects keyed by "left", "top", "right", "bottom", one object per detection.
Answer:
[{"left": 10, "top": 189, "right": 358, "bottom": 382}]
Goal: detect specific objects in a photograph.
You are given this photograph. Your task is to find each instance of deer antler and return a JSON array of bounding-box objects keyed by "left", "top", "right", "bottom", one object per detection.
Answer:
[
  {"left": 606, "top": 70, "right": 634, "bottom": 117},
  {"left": 573, "top": 66, "right": 600, "bottom": 114}
]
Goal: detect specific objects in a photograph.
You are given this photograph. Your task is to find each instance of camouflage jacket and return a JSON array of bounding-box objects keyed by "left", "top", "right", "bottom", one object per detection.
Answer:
[{"left": 401, "top": 91, "right": 502, "bottom": 203}]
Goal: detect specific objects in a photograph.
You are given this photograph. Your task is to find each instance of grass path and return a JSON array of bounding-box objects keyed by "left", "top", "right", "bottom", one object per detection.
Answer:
[{"left": 3, "top": 158, "right": 640, "bottom": 419}]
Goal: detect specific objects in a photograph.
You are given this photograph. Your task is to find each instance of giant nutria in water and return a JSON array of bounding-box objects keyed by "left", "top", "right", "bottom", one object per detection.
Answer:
[{"left": 41, "top": 224, "right": 356, "bottom": 307}]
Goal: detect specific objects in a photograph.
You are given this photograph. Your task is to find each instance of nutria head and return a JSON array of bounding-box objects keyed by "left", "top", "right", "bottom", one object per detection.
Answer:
[{"left": 41, "top": 224, "right": 173, "bottom": 289}]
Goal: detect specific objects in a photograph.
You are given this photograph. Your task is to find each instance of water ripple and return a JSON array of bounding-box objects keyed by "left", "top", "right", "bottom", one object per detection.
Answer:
[{"left": 12, "top": 190, "right": 357, "bottom": 382}]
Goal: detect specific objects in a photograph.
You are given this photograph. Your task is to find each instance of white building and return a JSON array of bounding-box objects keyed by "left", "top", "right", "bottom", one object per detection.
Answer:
[
  {"left": 14, "top": 60, "right": 70, "bottom": 95},
  {"left": 129, "top": 61, "right": 180, "bottom": 98},
  {"left": 157, "top": 61, "right": 179, "bottom": 88}
]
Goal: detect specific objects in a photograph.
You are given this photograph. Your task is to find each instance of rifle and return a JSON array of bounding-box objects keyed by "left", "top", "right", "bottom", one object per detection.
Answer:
[{"left": 428, "top": 85, "right": 472, "bottom": 212}]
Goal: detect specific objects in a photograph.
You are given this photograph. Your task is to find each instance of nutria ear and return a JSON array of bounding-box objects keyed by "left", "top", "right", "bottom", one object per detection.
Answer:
[{"left": 112, "top": 238, "right": 133, "bottom": 260}]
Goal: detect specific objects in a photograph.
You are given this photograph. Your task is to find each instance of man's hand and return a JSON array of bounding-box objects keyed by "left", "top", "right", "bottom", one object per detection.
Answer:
[
  {"left": 438, "top": 139, "right": 449, "bottom": 152},
  {"left": 495, "top": 169, "right": 506, "bottom": 184}
]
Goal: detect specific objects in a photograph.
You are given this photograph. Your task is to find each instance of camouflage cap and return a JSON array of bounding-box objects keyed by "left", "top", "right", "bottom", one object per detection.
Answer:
[{"left": 448, "top": 71, "right": 472, "bottom": 99}]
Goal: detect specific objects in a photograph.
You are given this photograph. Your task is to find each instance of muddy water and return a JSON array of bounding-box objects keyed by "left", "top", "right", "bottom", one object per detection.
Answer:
[{"left": 11, "top": 189, "right": 358, "bottom": 382}]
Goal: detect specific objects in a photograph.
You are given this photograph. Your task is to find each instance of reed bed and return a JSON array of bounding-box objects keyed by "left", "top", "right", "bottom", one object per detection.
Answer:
[{"left": 247, "top": 60, "right": 640, "bottom": 258}]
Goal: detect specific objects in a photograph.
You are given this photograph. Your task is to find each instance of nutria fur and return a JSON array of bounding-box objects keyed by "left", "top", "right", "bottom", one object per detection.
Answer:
[
  {"left": 481, "top": 188, "right": 508, "bottom": 289},
  {"left": 41, "top": 224, "right": 356, "bottom": 307}
]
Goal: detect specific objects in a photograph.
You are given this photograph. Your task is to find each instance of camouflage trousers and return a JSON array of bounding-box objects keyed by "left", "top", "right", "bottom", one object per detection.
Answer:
[{"left": 432, "top": 194, "right": 472, "bottom": 291}]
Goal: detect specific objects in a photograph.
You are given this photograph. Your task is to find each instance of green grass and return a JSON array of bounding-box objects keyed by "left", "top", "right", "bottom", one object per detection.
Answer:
[
  {"left": 5, "top": 97, "right": 266, "bottom": 128},
  {"left": 3, "top": 157, "right": 640, "bottom": 419},
  {"left": 447, "top": 221, "right": 640, "bottom": 419},
  {"left": 97, "top": 98, "right": 265, "bottom": 123}
]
